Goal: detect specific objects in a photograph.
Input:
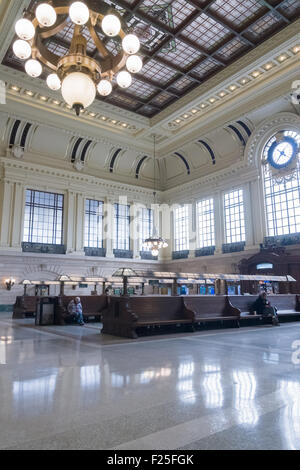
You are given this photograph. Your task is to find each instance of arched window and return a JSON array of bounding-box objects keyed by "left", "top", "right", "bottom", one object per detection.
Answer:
[{"left": 262, "top": 130, "right": 300, "bottom": 237}]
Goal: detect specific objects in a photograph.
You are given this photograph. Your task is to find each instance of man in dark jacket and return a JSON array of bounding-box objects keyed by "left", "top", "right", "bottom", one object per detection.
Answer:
[{"left": 252, "top": 292, "right": 280, "bottom": 325}]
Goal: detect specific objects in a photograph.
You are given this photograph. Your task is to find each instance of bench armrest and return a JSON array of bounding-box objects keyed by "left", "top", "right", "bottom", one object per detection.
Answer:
[
  {"left": 225, "top": 296, "right": 241, "bottom": 318},
  {"left": 183, "top": 302, "right": 196, "bottom": 321},
  {"left": 116, "top": 302, "right": 139, "bottom": 323},
  {"left": 296, "top": 295, "right": 300, "bottom": 312}
]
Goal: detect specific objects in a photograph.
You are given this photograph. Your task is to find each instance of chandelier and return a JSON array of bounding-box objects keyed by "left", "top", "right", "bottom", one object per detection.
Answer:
[
  {"left": 13, "top": 1, "right": 143, "bottom": 115},
  {"left": 143, "top": 135, "right": 168, "bottom": 257}
]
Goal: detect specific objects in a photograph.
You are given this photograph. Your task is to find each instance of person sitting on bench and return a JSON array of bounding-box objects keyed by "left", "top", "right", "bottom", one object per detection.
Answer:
[
  {"left": 67, "top": 297, "right": 84, "bottom": 326},
  {"left": 252, "top": 292, "right": 280, "bottom": 326}
]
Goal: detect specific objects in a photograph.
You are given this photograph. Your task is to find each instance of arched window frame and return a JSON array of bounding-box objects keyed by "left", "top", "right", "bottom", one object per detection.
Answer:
[{"left": 261, "top": 129, "right": 300, "bottom": 238}]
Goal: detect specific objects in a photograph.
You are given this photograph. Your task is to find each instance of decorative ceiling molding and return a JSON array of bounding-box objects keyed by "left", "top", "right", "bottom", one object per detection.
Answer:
[
  {"left": 150, "top": 18, "right": 300, "bottom": 124},
  {"left": 0, "top": 157, "right": 162, "bottom": 203}
]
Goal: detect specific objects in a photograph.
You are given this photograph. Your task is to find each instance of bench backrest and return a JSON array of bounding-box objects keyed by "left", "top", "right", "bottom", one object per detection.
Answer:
[
  {"left": 184, "top": 296, "right": 232, "bottom": 318},
  {"left": 267, "top": 295, "right": 297, "bottom": 311},
  {"left": 61, "top": 296, "right": 108, "bottom": 313},
  {"left": 15, "top": 296, "right": 39, "bottom": 311},
  {"left": 128, "top": 296, "right": 184, "bottom": 321},
  {"left": 228, "top": 296, "right": 255, "bottom": 314},
  {"left": 229, "top": 294, "right": 299, "bottom": 313}
]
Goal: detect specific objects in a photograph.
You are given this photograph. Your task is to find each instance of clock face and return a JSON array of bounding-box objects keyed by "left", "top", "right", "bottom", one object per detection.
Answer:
[{"left": 268, "top": 136, "right": 298, "bottom": 169}]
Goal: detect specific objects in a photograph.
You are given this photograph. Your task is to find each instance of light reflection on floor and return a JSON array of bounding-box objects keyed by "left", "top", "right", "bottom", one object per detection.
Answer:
[{"left": 0, "top": 315, "right": 300, "bottom": 450}]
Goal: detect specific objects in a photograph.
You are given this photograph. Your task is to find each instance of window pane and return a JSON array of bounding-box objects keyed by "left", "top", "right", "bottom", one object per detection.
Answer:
[
  {"left": 23, "top": 189, "right": 64, "bottom": 245},
  {"left": 139, "top": 208, "right": 154, "bottom": 251},
  {"left": 224, "top": 189, "right": 245, "bottom": 244},
  {"left": 114, "top": 203, "right": 130, "bottom": 250},
  {"left": 197, "top": 198, "right": 215, "bottom": 248},
  {"left": 174, "top": 205, "right": 189, "bottom": 251},
  {"left": 263, "top": 131, "right": 300, "bottom": 237},
  {"left": 84, "top": 199, "right": 104, "bottom": 248}
]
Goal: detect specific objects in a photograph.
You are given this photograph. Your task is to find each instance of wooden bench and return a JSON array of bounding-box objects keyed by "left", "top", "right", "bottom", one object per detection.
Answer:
[
  {"left": 55, "top": 295, "right": 108, "bottom": 324},
  {"left": 184, "top": 296, "right": 240, "bottom": 329},
  {"left": 102, "top": 296, "right": 194, "bottom": 338},
  {"left": 228, "top": 294, "right": 300, "bottom": 323},
  {"left": 13, "top": 296, "right": 39, "bottom": 319}
]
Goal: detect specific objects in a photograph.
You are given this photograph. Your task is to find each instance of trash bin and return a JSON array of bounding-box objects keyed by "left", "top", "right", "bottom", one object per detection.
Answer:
[{"left": 35, "top": 297, "right": 56, "bottom": 325}]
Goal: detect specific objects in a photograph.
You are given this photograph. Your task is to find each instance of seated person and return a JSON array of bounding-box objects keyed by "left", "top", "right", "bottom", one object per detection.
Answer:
[
  {"left": 67, "top": 297, "right": 84, "bottom": 325},
  {"left": 252, "top": 292, "right": 279, "bottom": 326}
]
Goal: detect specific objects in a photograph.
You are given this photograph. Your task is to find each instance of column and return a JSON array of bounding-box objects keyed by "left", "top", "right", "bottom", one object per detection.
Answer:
[
  {"left": 65, "top": 190, "right": 76, "bottom": 253},
  {"left": 11, "top": 182, "right": 25, "bottom": 250},
  {"left": 130, "top": 200, "right": 139, "bottom": 259},
  {"left": 214, "top": 191, "right": 223, "bottom": 254},
  {"left": 188, "top": 200, "right": 196, "bottom": 258},
  {"left": 0, "top": 179, "right": 14, "bottom": 248},
  {"left": 250, "top": 176, "right": 265, "bottom": 246},
  {"left": 243, "top": 182, "right": 254, "bottom": 248},
  {"left": 160, "top": 203, "right": 172, "bottom": 261},
  {"left": 104, "top": 197, "right": 114, "bottom": 258},
  {"left": 74, "top": 193, "right": 85, "bottom": 254}
]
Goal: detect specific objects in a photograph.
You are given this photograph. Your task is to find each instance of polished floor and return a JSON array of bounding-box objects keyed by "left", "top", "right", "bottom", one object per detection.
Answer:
[{"left": 0, "top": 313, "right": 300, "bottom": 450}]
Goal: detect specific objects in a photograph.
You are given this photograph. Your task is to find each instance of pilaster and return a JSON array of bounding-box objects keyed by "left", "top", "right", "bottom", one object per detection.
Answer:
[
  {"left": 188, "top": 200, "right": 196, "bottom": 258},
  {"left": 0, "top": 179, "right": 13, "bottom": 248},
  {"left": 11, "top": 182, "right": 25, "bottom": 249},
  {"left": 214, "top": 191, "right": 223, "bottom": 254}
]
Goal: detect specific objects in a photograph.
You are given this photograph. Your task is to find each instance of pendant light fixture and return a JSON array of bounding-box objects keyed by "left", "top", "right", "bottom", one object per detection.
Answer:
[
  {"left": 13, "top": 1, "right": 143, "bottom": 115},
  {"left": 143, "top": 135, "right": 168, "bottom": 257}
]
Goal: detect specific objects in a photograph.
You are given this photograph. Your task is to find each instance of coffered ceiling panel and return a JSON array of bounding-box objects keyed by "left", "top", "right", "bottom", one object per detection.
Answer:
[{"left": 2, "top": 0, "right": 300, "bottom": 118}]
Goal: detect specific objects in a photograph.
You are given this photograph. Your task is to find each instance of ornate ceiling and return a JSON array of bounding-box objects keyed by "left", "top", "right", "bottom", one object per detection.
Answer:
[{"left": 3, "top": 0, "right": 300, "bottom": 117}]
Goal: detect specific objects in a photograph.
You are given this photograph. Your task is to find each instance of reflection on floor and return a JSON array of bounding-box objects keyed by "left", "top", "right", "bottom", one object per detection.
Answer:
[{"left": 0, "top": 313, "right": 300, "bottom": 450}]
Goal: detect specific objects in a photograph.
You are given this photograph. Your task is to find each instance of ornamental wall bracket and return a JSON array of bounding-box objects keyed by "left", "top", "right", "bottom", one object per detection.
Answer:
[
  {"left": 6, "top": 145, "right": 24, "bottom": 159},
  {"left": 73, "top": 159, "right": 85, "bottom": 172}
]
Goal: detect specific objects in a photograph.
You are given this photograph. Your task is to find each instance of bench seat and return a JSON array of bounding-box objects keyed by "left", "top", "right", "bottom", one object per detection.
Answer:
[
  {"left": 195, "top": 315, "right": 240, "bottom": 321},
  {"left": 137, "top": 319, "right": 192, "bottom": 326},
  {"left": 184, "top": 296, "right": 240, "bottom": 328},
  {"left": 102, "top": 296, "right": 194, "bottom": 338},
  {"left": 229, "top": 295, "right": 300, "bottom": 324}
]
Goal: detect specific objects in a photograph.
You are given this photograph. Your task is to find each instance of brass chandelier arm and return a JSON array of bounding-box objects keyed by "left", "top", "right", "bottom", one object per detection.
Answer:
[
  {"left": 35, "top": 16, "right": 69, "bottom": 39},
  {"left": 34, "top": 35, "right": 60, "bottom": 70},
  {"left": 101, "top": 50, "right": 128, "bottom": 76},
  {"left": 87, "top": 23, "right": 110, "bottom": 59},
  {"left": 14, "top": 0, "right": 142, "bottom": 113},
  {"left": 30, "top": 3, "right": 130, "bottom": 79}
]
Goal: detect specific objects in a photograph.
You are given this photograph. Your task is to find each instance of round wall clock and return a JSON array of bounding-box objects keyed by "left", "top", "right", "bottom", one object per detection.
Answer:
[{"left": 267, "top": 136, "right": 298, "bottom": 169}]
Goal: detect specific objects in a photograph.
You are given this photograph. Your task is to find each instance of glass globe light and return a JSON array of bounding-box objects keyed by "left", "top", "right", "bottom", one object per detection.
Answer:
[
  {"left": 126, "top": 55, "right": 143, "bottom": 74},
  {"left": 25, "top": 59, "right": 42, "bottom": 78},
  {"left": 13, "top": 40, "right": 31, "bottom": 60},
  {"left": 36, "top": 3, "right": 57, "bottom": 27},
  {"left": 69, "top": 2, "right": 90, "bottom": 25},
  {"left": 117, "top": 70, "right": 132, "bottom": 89},
  {"left": 61, "top": 72, "right": 96, "bottom": 114},
  {"left": 102, "top": 14, "right": 121, "bottom": 37},
  {"left": 152, "top": 249, "right": 159, "bottom": 257},
  {"left": 97, "top": 79, "right": 112, "bottom": 96},
  {"left": 122, "top": 34, "right": 140, "bottom": 55},
  {"left": 15, "top": 18, "right": 35, "bottom": 41},
  {"left": 47, "top": 73, "right": 61, "bottom": 91}
]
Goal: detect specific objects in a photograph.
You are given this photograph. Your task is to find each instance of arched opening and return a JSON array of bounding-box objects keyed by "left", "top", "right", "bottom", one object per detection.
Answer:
[{"left": 262, "top": 130, "right": 300, "bottom": 238}]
